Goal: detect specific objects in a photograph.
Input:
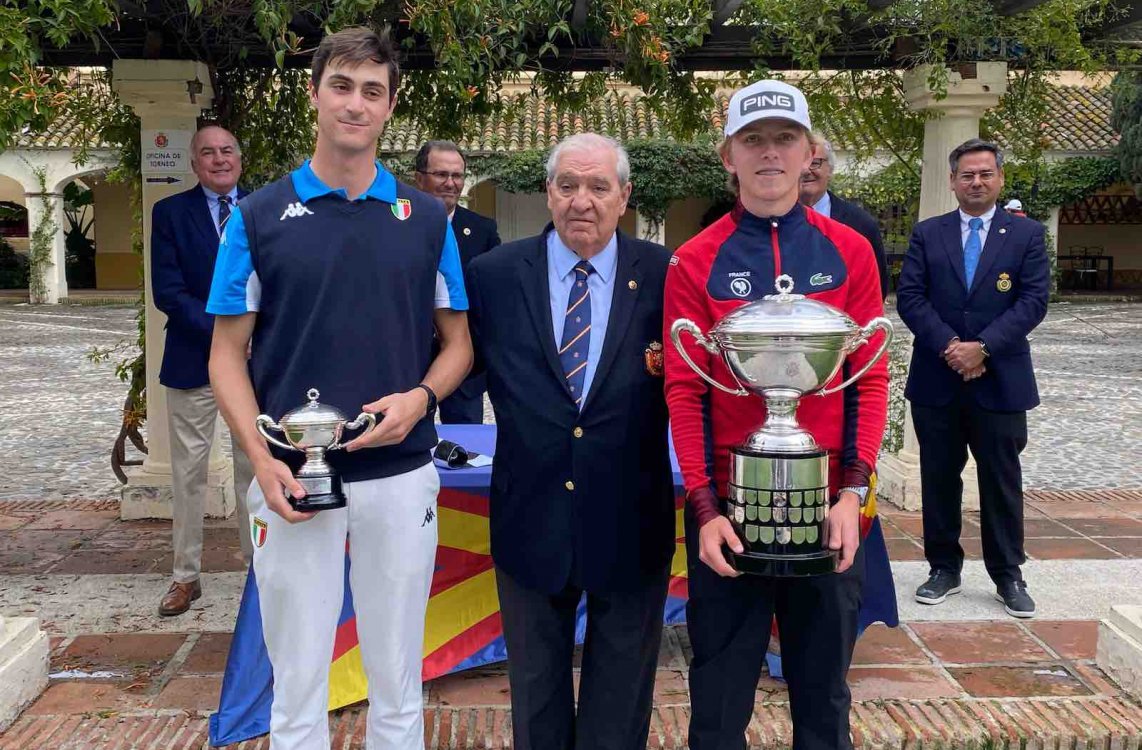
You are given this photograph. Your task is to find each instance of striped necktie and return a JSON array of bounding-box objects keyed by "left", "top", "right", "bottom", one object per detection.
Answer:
[
  {"left": 559, "top": 260, "right": 594, "bottom": 407},
  {"left": 217, "top": 195, "right": 232, "bottom": 237}
]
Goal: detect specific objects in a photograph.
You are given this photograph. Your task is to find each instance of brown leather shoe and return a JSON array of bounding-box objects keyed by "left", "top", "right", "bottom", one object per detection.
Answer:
[{"left": 159, "top": 580, "right": 202, "bottom": 617}]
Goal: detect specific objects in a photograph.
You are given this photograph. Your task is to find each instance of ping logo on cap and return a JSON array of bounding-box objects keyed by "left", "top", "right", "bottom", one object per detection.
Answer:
[{"left": 740, "top": 91, "right": 796, "bottom": 116}]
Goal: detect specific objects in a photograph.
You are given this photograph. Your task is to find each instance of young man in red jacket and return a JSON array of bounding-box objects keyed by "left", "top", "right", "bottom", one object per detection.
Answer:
[{"left": 664, "top": 80, "right": 889, "bottom": 750}]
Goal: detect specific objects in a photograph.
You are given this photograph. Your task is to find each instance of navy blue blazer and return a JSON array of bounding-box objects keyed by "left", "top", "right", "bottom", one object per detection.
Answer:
[
  {"left": 151, "top": 185, "right": 247, "bottom": 390},
  {"left": 828, "top": 192, "right": 889, "bottom": 300},
  {"left": 896, "top": 207, "right": 1049, "bottom": 412},
  {"left": 467, "top": 228, "right": 675, "bottom": 594},
  {"left": 450, "top": 205, "right": 500, "bottom": 400}
]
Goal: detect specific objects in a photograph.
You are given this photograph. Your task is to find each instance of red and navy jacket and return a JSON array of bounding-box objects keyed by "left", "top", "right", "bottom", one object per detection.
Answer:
[{"left": 663, "top": 202, "right": 890, "bottom": 527}]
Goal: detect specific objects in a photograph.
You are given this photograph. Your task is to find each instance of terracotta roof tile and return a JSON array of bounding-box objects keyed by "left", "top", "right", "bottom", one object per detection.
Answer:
[{"left": 15, "top": 83, "right": 1117, "bottom": 155}]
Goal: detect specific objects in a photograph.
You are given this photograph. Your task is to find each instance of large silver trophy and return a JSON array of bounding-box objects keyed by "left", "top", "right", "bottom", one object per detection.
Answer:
[
  {"left": 671, "top": 275, "right": 893, "bottom": 576},
  {"left": 256, "top": 389, "right": 376, "bottom": 512}
]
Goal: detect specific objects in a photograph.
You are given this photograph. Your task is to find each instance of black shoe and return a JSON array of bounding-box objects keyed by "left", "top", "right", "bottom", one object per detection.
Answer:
[
  {"left": 914, "top": 570, "right": 962, "bottom": 605},
  {"left": 995, "top": 580, "right": 1036, "bottom": 618}
]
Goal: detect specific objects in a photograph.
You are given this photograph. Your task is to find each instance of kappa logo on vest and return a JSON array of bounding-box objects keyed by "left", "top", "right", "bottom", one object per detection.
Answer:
[{"left": 279, "top": 202, "right": 314, "bottom": 221}]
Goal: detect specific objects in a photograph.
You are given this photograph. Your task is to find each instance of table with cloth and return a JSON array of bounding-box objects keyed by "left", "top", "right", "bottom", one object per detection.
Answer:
[{"left": 209, "top": 424, "right": 898, "bottom": 746}]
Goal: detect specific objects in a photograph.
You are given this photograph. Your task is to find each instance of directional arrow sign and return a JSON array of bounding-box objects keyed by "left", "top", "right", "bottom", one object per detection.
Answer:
[{"left": 145, "top": 176, "right": 183, "bottom": 185}]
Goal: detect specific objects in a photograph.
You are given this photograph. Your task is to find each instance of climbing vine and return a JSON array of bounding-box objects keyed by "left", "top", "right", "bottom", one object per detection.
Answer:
[{"left": 26, "top": 165, "right": 57, "bottom": 304}]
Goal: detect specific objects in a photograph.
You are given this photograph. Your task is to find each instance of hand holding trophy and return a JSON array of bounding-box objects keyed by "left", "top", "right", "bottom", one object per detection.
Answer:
[{"left": 256, "top": 388, "right": 376, "bottom": 512}]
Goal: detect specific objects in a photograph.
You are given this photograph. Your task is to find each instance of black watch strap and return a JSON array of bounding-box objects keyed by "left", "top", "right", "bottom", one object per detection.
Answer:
[{"left": 416, "top": 383, "right": 438, "bottom": 417}]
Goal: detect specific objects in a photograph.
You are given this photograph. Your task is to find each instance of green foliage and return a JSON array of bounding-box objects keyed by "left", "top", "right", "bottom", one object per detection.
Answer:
[
  {"left": 211, "top": 66, "right": 316, "bottom": 188},
  {"left": 0, "top": 237, "right": 29, "bottom": 289},
  {"left": 1110, "top": 71, "right": 1142, "bottom": 198},
  {"left": 462, "top": 140, "right": 731, "bottom": 223},
  {"left": 4, "top": 0, "right": 1137, "bottom": 160},
  {"left": 63, "top": 181, "right": 96, "bottom": 289},
  {"left": 1003, "top": 156, "right": 1121, "bottom": 218},
  {"left": 0, "top": 0, "right": 116, "bottom": 147}
]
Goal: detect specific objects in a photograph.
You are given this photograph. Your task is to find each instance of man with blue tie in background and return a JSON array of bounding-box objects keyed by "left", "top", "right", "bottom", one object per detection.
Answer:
[
  {"left": 896, "top": 138, "right": 1049, "bottom": 619},
  {"left": 151, "top": 125, "right": 253, "bottom": 616},
  {"left": 467, "top": 133, "right": 675, "bottom": 750}
]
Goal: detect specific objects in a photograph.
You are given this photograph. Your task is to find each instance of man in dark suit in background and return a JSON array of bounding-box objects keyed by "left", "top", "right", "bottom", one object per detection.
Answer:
[
  {"left": 414, "top": 140, "right": 500, "bottom": 423},
  {"left": 896, "top": 138, "right": 1049, "bottom": 619},
  {"left": 151, "top": 125, "right": 253, "bottom": 616},
  {"left": 800, "top": 133, "right": 890, "bottom": 299},
  {"left": 467, "top": 133, "right": 675, "bottom": 750}
]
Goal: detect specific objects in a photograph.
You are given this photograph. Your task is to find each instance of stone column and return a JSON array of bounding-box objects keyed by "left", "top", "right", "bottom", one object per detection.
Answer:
[
  {"left": 878, "top": 62, "right": 1007, "bottom": 512},
  {"left": 112, "top": 60, "right": 235, "bottom": 521},
  {"left": 0, "top": 615, "right": 50, "bottom": 732},
  {"left": 1044, "top": 206, "right": 1061, "bottom": 297},
  {"left": 23, "top": 191, "right": 68, "bottom": 303}
]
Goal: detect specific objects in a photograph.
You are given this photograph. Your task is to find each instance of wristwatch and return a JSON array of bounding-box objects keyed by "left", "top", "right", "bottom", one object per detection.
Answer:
[
  {"left": 416, "top": 384, "right": 438, "bottom": 419},
  {"left": 839, "top": 486, "right": 870, "bottom": 507},
  {"left": 978, "top": 339, "right": 991, "bottom": 358}
]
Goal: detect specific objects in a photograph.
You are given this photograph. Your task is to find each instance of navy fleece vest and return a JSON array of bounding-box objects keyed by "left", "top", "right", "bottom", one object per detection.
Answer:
[{"left": 239, "top": 175, "right": 447, "bottom": 481}]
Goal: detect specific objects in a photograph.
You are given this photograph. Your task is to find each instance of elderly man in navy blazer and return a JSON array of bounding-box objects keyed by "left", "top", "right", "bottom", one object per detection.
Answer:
[
  {"left": 896, "top": 138, "right": 1049, "bottom": 619},
  {"left": 467, "top": 133, "right": 674, "bottom": 750},
  {"left": 151, "top": 125, "right": 252, "bottom": 616},
  {"left": 414, "top": 140, "right": 501, "bottom": 423}
]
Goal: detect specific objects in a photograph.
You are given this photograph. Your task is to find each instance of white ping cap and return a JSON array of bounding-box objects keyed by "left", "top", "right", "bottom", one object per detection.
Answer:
[
  {"left": 724, "top": 80, "right": 812, "bottom": 137},
  {"left": 1004, "top": 199, "right": 1023, "bottom": 211}
]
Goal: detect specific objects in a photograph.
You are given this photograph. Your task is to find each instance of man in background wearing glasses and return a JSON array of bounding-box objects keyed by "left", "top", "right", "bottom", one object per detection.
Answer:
[
  {"left": 799, "top": 133, "right": 889, "bottom": 299},
  {"left": 896, "top": 138, "right": 1049, "bottom": 619},
  {"left": 415, "top": 141, "right": 501, "bottom": 423}
]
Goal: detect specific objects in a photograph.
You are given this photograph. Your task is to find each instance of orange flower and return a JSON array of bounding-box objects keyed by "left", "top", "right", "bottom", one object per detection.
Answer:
[{"left": 633, "top": 10, "right": 649, "bottom": 25}]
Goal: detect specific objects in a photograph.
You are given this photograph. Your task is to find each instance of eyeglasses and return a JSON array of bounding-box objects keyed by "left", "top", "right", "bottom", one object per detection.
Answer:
[
  {"left": 809, "top": 158, "right": 828, "bottom": 170},
  {"left": 956, "top": 170, "right": 997, "bottom": 184},
  {"left": 418, "top": 170, "right": 466, "bottom": 183}
]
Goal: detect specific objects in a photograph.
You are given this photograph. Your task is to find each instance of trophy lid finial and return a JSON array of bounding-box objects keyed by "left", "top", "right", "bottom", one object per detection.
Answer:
[
  {"left": 774, "top": 274, "right": 795, "bottom": 297},
  {"left": 306, "top": 388, "right": 320, "bottom": 404}
]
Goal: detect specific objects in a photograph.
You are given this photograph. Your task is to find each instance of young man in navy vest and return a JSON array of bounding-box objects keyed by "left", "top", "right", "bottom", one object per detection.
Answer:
[{"left": 207, "top": 27, "right": 472, "bottom": 750}]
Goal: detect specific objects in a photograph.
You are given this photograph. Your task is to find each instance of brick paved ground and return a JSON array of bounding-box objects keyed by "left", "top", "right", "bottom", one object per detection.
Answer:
[{"left": 3, "top": 617, "right": 1140, "bottom": 749}]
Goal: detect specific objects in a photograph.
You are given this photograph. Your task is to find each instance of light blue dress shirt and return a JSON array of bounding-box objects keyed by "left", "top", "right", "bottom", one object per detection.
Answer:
[
  {"left": 959, "top": 204, "right": 996, "bottom": 250},
  {"left": 811, "top": 191, "right": 832, "bottom": 218},
  {"left": 547, "top": 230, "right": 618, "bottom": 407},
  {"left": 201, "top": 185, "right": 239, "bottom": 236}
]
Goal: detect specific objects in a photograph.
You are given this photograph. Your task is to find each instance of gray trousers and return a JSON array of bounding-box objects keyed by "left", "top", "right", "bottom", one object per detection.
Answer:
[{"left": 167, "top": 384, "right": 255, "bottom": 583}]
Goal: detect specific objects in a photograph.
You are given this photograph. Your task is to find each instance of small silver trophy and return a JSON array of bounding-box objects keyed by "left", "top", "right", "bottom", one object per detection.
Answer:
[
  {"left": 670, "top": 275, "right": 893, "bottom": 576},
  {"left": 255, "top": 388, "right": 376, "bottom": 511}
]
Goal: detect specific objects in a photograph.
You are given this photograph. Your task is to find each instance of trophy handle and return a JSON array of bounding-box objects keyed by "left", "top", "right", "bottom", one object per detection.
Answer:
[
  {"left": 329, "top": 412, "right": 377, "bottom": 451},
  {"left": 670, "top": 318, "right": 749, "bottom": 397},
  {"left": 817, "top": 317, "right": 895, "bottom": 397},
  {"left": 256, "top": 415, "right": 298, "bottom": 452}
]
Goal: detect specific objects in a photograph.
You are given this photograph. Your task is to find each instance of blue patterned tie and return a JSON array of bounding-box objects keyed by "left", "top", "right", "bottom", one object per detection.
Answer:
[
  {"left": 964, "top": 216, "right": 984, "bottom": 287},
  {"left": 217, "top": 195, "right": 232, "bottom": 237},
  {"left": 559, "top": 260, "right": 594, "bottom": 407}
]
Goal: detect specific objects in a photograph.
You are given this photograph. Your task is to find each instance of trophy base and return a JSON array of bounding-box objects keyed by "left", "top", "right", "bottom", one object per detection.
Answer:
[
  {"left": 289, "top": 474, "right": 346, "bottom": 512},
  {"left": 725, "top": 547, "right": 838, "bottom": 577},
  {"left": 727, "top": 446, "right": 832, "bottom": 578}
]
